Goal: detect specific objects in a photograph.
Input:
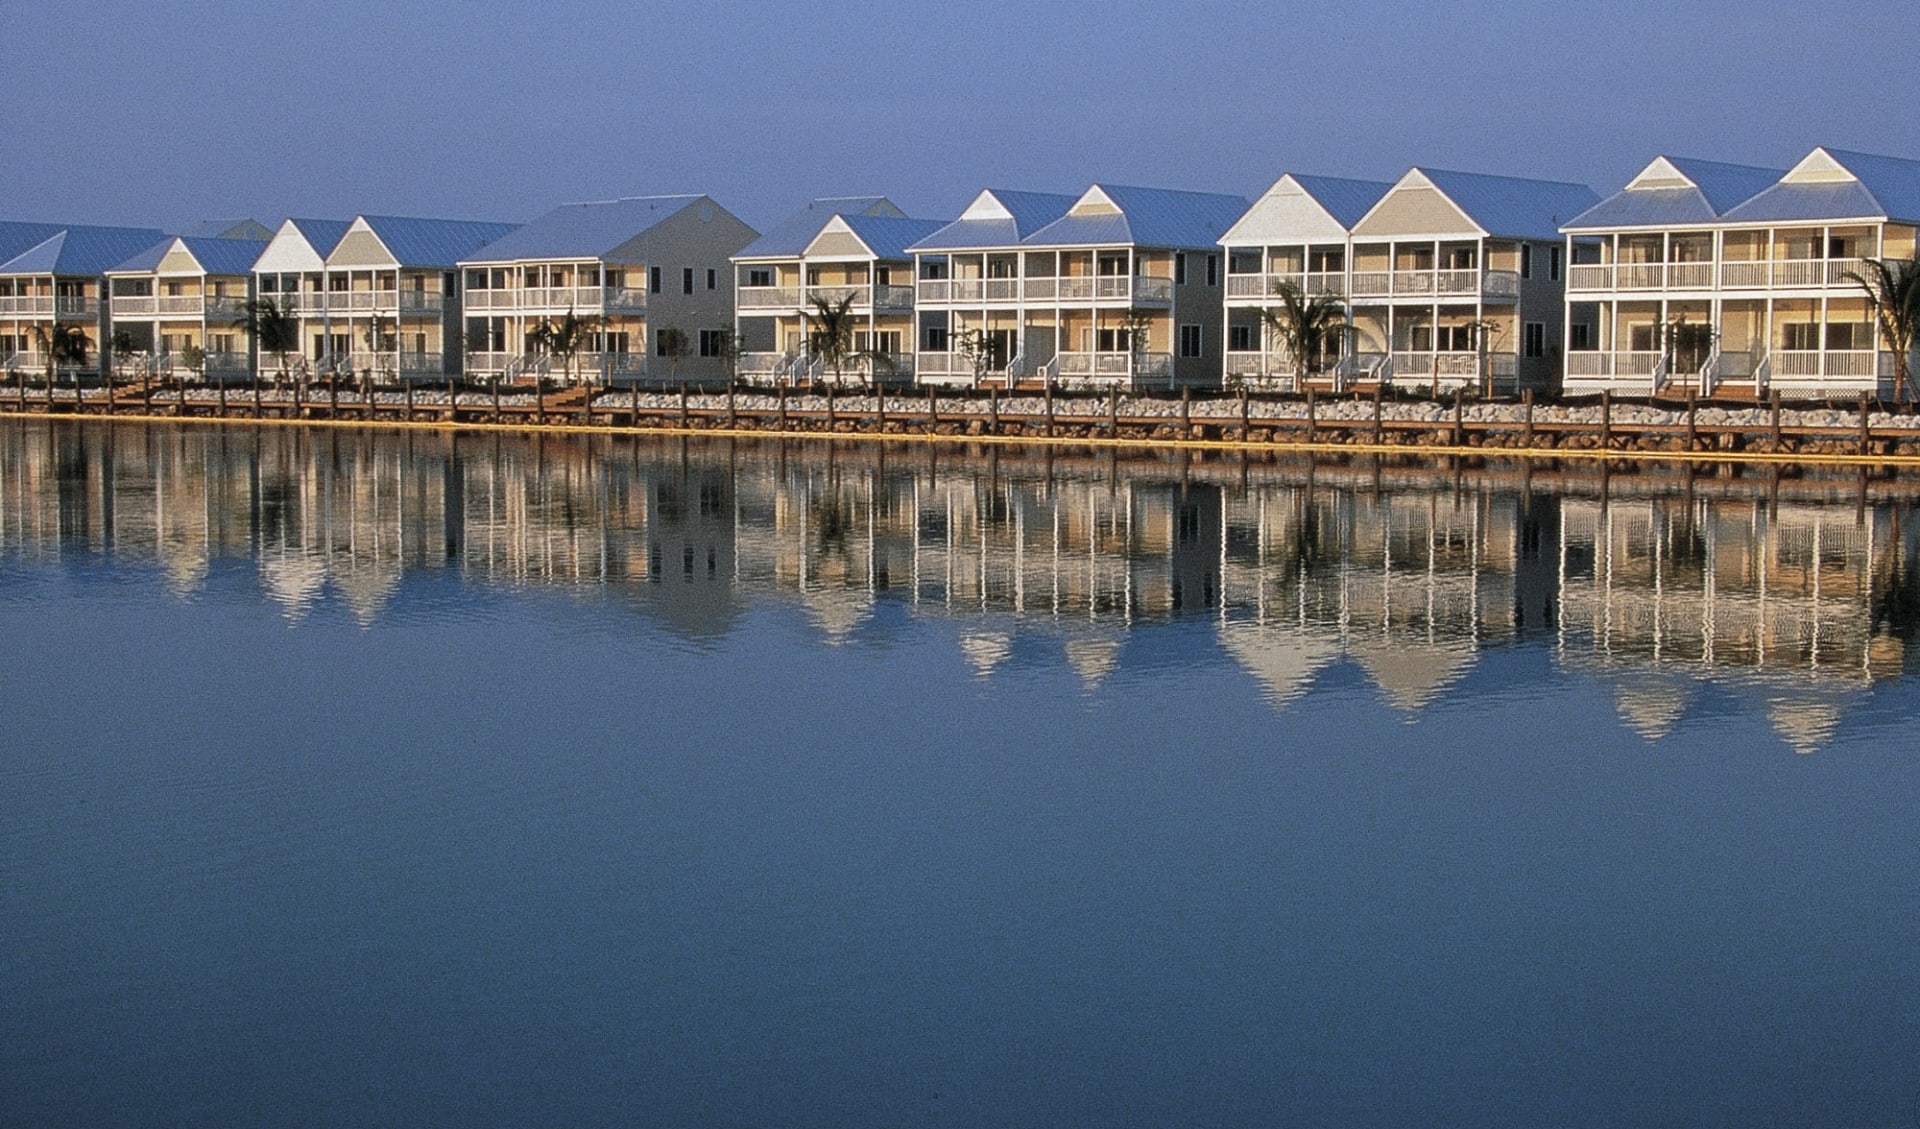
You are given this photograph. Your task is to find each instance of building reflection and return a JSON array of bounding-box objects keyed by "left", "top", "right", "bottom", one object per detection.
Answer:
[{"left": 3, "top": 421, "right": 1917, "bottom": 749}]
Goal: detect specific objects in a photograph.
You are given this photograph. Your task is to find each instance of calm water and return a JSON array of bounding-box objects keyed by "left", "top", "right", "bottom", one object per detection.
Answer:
[{"left": 3, "top": 419, "right": 1919, "bottom": 1128}]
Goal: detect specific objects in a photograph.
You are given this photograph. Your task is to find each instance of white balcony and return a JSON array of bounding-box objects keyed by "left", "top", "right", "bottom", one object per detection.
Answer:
[
  {"left": 1773, "top": 349, "right": 1890, "bottom": 380},
  {"left": 1572, "top": 258, "right": 1885, "bottom": 294},
  {"left": 1349, "top": 269, "right": 1519, "bottom": 301},
  {"left": 0, "top": 295, "right": 97, "bottom": 317},
  {"left": 913, "top": 275, "right": 1175, "bottom": 307},
  {"left": 1225, "top": 271, "right": 1346, "bottom": 301},
  {"left": 1055, "top": 351, "right": 1174, "bottom": 379},
  {"left": 738, "top": 285, "right": 802, "bottom": 310},
  {"left": 112, "top": 296, "right": 156, "bottom": 316},
  {"left": 449, "top": 286, "right": 647, "bottom": 313}
]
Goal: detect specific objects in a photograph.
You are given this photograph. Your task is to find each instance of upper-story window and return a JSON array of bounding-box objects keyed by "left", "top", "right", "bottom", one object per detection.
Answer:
[
  {"left": 745, "top": 267, "right": 773, "bottom": 288},
  {"left": 1206, "top": 254, "right": 1218, "bottom": 286},
  {"left": 1175, "top": 253, "right": 1188, "bottom": 284},
  {"left": 1549, "top": 246, "right": 1562, "bottom": 281},
  {"left": 1520, "top": 245, "right": 1533, "bottom": 279},
  {"left": 649, "top": 267, "right": 662, "bottom": 293},
  {"left": 707, "top": 269, "right": 717, "bottom": 290},
  {"left": 1228, "top": 249, "right": 1262, "bottom": 275},
  {"left": 919, "top": 259, "right": 949, "bottom": 280}
]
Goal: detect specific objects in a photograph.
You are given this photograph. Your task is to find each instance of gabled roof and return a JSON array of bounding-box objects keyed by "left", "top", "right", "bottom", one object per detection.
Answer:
[
  {"left": 0, "top": 221, "right": 71, "bottom": 264},
  {"left": 1289, "top": 174, "right": 1396, "bottom": 229},
  {"left": 1408, "top": 169, "right": 1599, "bottom": 241},
  {"left": 181, "top": 218, "right": 276, "bottom": 240},
  {"left": 0, "top": 223, "right": 169, "bottom": 276},
  {"left": 109, "top": 236, "right": 268, "bottom": 276},
  {"left": 352, "top": 215, "right": 521, "bottom": 268},
  {"left": 1563, "top": 156, "right": 1784, "bottom": 231},
  {"left": 460, "top": 195, "right": 706, "bottom": 264},
  {"left": 907, "top": 189, "right": 1079, "bottom": 252},
  {"left": 1721, "top": 147, "right": 1920, "bottom": 225},
  {"left": 1221, "top": 173, "right": 1395, "bottom": 246},
  {"left": 1019, "top": 184, "right": 1250, "bottom": 249},
  {"left": 733, "top": 197, "right": 907, "bottom": 259},
  {"left": 284, "top": 218, "right": 353, "bottom": 257}
]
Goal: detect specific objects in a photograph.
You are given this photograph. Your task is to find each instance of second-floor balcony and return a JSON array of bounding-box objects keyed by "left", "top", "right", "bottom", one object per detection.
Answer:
[
  {"left": 916, "top": 275, "right": 1174, "bottom": 307},
  {"left": 1348, "top": 269, "right": 1521, "bottom": 301},
  {"left": 0, "top": 295, "right": 98, "bottom": 317},
  {"left": 459, "top": 286, "right": 646, "bottom": 313},
  {"left": 113, "top": 295, "right": 253, "bottom": 319},
  {"left": 737, "top": 284, "right": 916, "bottom": 312},
  {"left": 1569, "top": 258, "right": 1878, "bottom": 293},
  {"left": 1225, "top": 271, "right": 1347, "bottom": 300}
]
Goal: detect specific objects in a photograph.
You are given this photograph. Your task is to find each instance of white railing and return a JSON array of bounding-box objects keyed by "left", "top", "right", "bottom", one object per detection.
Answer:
[
  {"left": 915, "top": 352, "right": 969, "bottom": 378},
  {"left": 397, "top": 291, "right": 445, "bottom": 314},
  {"left": 603, "top": 287, "right": 648, "bottom": 311},
  {"left": 1721, "top": 262, "right": 1769, "bottom": 288},
  {"left": 909, "top": 275, "right": 1174, "bottom": 306},
  {"left": 1565, "top": 352, "right": 1611, "bottom": 377},
  {"left": 158, "top": 295, "right": 203, "bottom": 314},
  {"left": 463, "top": 290, "right": 517, "bottom": 311},
  {"left": 0, "top": 295, "right": 99, "bottom": 316},
  {"left": 112, "top": 295, "right": 157, "bottom": 315},
  {"left": 916, "top": 279, "right": 952, "bottom": 302},
  {"left": 1774, "top": 350, "right": 1883, "bottom": 379},
  {"left": 738, "top": 285, "right": 802, "bottom": 310},
  {"left": 1567, "top": 264, "right": 1612, "bottom": 292}
]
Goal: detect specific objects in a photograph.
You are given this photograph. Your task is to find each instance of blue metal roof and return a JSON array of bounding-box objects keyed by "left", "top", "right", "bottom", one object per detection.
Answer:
[
  {"left": 0, "top": 224, "right": 169, "bottom": 276},
  {"left": 1289, "top": 174, "right": 1395, "bottom": 229},
  {"left": 1563, "top": 156, "right": 1784, "bottom": 232},
  {"left": 0, "top": 221, "right": 71, "bottom": 264},
  {"left": 734, "top": 197, "right": 904, "bottom": 259},
  {"left": 1416, "top": 169, "right": 1599, "bottom": 241},
  {"left": 1020, "top": 184, "right": 1250, "bottom": 249},
  {"left": 1722, "top": 148, "right": 1920, "bottom": 225},
  {"left": 358, "top": 215, "right": 521, "bottom": 268},
  {"left": 907, "top": 189, "right": 1079, "bottom": 252},
  {"left": 104, "top": 235, "right": 264, "bottom": 276},
  {"left": 460, "top": 196, "right": 704, "bottom": 263},
  {"left": 180, "top": 218, "right": 275, "bottom": 240},
  {"left": 833, "top": 214, "right": 948, "bottom": 259},
  {"left": 285, "top": 218, "right": 353, "bottom": 257}
]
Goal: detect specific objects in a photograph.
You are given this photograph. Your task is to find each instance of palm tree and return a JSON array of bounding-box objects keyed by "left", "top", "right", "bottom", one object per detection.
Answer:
[
  {"left": 1258, "top": 280, "right": 1348, "bottom": 383},
  {"left": 239, "top": 297, "right": 299, "bottom": 382},
  {"left": 30, "top": 323, "right": 89, "bottom": 384},
  {"left": 1844, "top": 254, "right": 1920, "bottom": 403},
  {"left": 805, "top": 293, "right": 893, "bottom": 388},
  {"left": 528, "top": 308, "right": 597, "bottom": 384}
]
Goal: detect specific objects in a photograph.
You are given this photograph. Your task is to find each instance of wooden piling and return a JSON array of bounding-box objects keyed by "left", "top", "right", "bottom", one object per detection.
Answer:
[
  {"left": 1523, "top": 389, "right": 1535, "bottom": 446},
  {"left": 1861, "top": 392, "right": 1872, "bottom": 456},
  {"left": 1600, "top": 390, "right": 1611, "bottom": 449},
  {"left": 1372, "top": 385, "right": 1383, "bottom": 443},
  {"left": 1686, "top": 391, "right": 1697, "bottom": 450},
  {"left": 1306, "top": 387, "right": 1316, "bottom": 442},
  {"left": 1770, "top": 388, "right": 1782, "bottom": 448}
]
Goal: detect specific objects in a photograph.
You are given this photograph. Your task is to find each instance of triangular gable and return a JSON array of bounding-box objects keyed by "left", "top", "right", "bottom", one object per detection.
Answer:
[
  {"left": 958, "top": 190, "right": 1013, "bottom": 221},
  {"left": 1220, "top": 174, "right": 1350, "bottom": 245},
  {"left": 802, "top": 216, "right": 876, "bottom": 260},
  {"left": 326, "top": 217, "right": 399, "bottom": 269},
  {"left": 1068, "top": 186, "right": 1122, "bottom": 216},
  {"left": 158, "top": 242, "right": 204, "bottom": 274},
  {"left": 1782, "top": 147, "right": 1858, "bottom": 185},
  {"left": 1626, "top": 156, "right": 1696, "bottom": 191},
  {"left": 1351, "top": 169, "right": 1483, "bottom": 239},
  {"left": 255, "top": 219, "right": 336, "bottom": 274}
]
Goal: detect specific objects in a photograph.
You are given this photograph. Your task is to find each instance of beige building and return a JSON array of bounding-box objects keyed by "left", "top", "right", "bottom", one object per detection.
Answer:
[
  {"left": 732, "top": 197, "right": 945, "bottom": 385},
  {"left": 459, "top": 195, "right": 756, "bottom": 385},
  {"left": 105, "top": 234, "right": 267, "bottom": 380},
  {"left": 1564, "top": 148, "right": 1920, "bottom": 399},
  {"left": 910, "top": 185, "right": 1247, "bottom": 390}
]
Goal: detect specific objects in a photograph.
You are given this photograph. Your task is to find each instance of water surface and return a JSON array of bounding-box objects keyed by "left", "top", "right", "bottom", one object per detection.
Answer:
[{"left": 3, "top": 420, "right": 1918, "bottom": 1127}]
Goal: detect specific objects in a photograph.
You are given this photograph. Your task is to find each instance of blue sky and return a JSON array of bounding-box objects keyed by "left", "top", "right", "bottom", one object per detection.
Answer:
[{"left": 7, "top": 0, "right": 1917, "bottom": 233}]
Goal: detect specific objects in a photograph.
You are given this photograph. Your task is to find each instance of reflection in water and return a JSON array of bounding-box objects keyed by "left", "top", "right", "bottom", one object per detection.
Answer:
[{"left": 4, "top": 420, "right": 1917, "bottom": 748}]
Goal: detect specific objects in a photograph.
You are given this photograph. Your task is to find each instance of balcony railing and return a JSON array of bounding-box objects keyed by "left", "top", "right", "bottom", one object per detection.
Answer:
[
  {"left": 1349, "top": 269, "right": 1520, "bottom": 300},
  {"left": 738, "top": 285, "right": 802, "bottom": 310},
  {"left": 1055, "top": 351, "right": 1174, "bottom": 379},
  {"left": 1224, "top": 271, "right": 1346, "bottom": 300},
  {"left": 1571, "top": 259, "right": 1886, "bottom": 293},
  {"left": 0, "top": 295, "right": 98, "bottom": 316},
  {"left": 1773, "top": 349, "right": 1890, "bottom": 380},
  {"left": 440, "top": 286, "right": 647, "bottom": 313},
  {"left": 914, "top": 276, "right": 1176, "bottom": 306},
  {"left": 112, "top": 296, "right": 156, "bottom": 316}
]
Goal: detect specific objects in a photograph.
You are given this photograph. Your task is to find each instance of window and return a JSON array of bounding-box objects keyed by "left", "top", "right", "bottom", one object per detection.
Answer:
[
  {"left": 1175, "top": 253, "right": 1188, "bottom": 285},
  {"left": 1228, "top": 249, "right": 1262, "bottom": 275},
  {"left": 1520, "top": 244, "right": 1533, "bottom": 279},
  {"left": 465, "top": 269, "right": 487, "bottom": 290},
  {"left": 1569, "top": 323, "right": 1592, "bottom": 351},
  {"left": 1629, "top": 325, "right": 1657, "bottom": 352},
  {"left": 1827, "top": 323, "right": 1865, "bottom": 350},
  {"left": 876, "top": 266, "right": 891, "bottom": 286},
  {"left": 698, "top": 329, "right": 726, "bottom": 357},
  {"left": 683, "top": 268, "right": 694, "bottom": 295},
  {"left": 603, "top": 331, "right": 630, "bottom": 354},
  {"left": 1549, "top": 246, "right": 1562, "bottom": 281},
  {"left": 706, "top": 269, "right": 716, "bottom": 290},
  {"left": 649, "top": 266, "right": 662, "bottom": 293},
  {"left": 408, "top": 332, "right": 427, "bottom": 354},
  {"left": 923, "top": 324, "right": 948, "bottom": 351},
  {"left": 1524, "top": 322, "right": 1545, "bottom": 358},
  {"left": 1783, "top": 323, "right": 1819, "bottom": 350},
  {"left": 1206, "top": 254, "right": 1218, "bottom": 286},
  {"left": 1229, "top": 324, "right": 1254, "bottom": 352},
  {"left": 1436, "top": 325, "right": 1474, "bottom": 351},
  {"left": 1178, "top": 324, "right": 1203, "bottom": 358},
  {"left": 745, "top": 267, "right": 773, "bottom": 288}
]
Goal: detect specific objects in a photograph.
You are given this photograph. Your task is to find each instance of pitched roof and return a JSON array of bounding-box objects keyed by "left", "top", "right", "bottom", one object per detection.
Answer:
[
  {"left": 1020, "top": 184, "right": 1250, "bottom": 249},
  {"left": 1722, "top": 147, "right": 1920, "bottom": 224},
  {"left": 0, "top": 223, "right": 169, "bottom": 276},
  {"left": 1563, "top": 156, "right": 1784, "bottom": 231},
  {"left": 907, "top": 189, "right": 1079, "bottom": 251},
  {"left": 356, "top": 215, "right": 521, "bottom": 268},
  {"left": 733, "top": 197, "right": 907, "bottom": 259},
  {"left": 1413, "top": 169, "right": 1599, "bottom": 241},
  {"left": 0, "top": 221, "right": 71, "bottom": 264},
  {"left": 1288, "top": 174, "right": 1395, "bottom": 229},
  {"left": 829, "top": 214, "right": 948, "bottom": 259},
  {"left": 107, "top": 236, "right": 267, "bottom": 276},
  {"left": 181, "top": 218, "right": 276, "bottom": 240},
  {"left": 459, "top": 196, "right": 706, "bottom": 263},
  {"left": 284, "top": 218, "right": 353, "bottom": 257}
]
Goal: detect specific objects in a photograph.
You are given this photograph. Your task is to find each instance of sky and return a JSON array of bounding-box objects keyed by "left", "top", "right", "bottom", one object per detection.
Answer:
[{"left": 6, "top": 0, "right": 1918, "bottom": 235}]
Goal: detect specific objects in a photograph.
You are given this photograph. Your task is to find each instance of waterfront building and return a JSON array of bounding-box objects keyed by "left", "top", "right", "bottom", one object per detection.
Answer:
[
  {"left": 459, "top": 195, "right": 756, "bottom": 385},
  {"left": 253, "top": 215, "right": 519, "bottom": 381},
  {"left": 731, "top": 197, "right": 945, "bottom": 385},
  {"left": 909, "top": 185, "right": 1247, "bottom": 389},
  {"left": 0, "top": 222, "right": 169, "bottom": 379},
  {"left": 1219, "top": 173, "right": 1393, "bottom": 388},
  {"left": 1564, "top": 148, "right": 1920, "bottom": 399},
  {"left": 104, "top": 234, "right": 269, "bottom": 381}
]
